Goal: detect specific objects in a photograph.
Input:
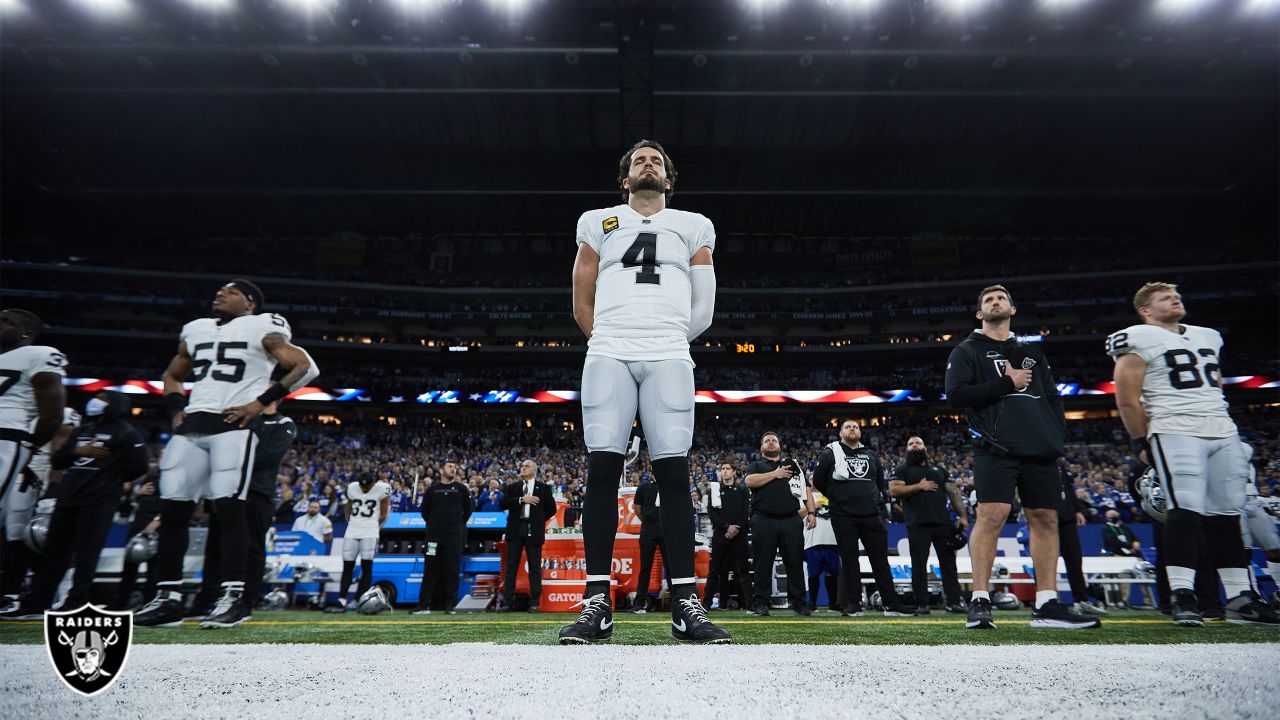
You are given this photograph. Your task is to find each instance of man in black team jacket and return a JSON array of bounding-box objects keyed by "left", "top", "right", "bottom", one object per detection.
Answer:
[
  {"left": 744, "top": 431, "right": 813, "bottom": 616},
  {"left": 704, "top": 463, "right": 750, "bottom": 610},
  {"left": 945, "top": 284, "right": 1097, "bottom": 630},
  {"left": 498, "top": 459, "right": 557, "bottom": 612},
  {"left": 2, "top": 391, "right": 147, "bottom": 618},
  {"left": 889, "top": 435, "right": 967, "bottom": 614},
  {"left": 812, "top": 419, "right": 912, "bottom": 617},
  {"left": 413, "top": 461, "right": 473, "bottom": 614}
]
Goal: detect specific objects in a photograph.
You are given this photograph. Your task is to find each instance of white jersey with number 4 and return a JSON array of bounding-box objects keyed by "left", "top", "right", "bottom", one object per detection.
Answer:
[
  {"left": 0, "top": 345, "right": 68, "bottom": 433},
  {"left": 576, "top": 204, "right": 715, "bottom": 362},
  {"left": 345, "top": 480, "right": 391, "bottom": 539},
  {"left": 1105, "top": 323, "right": 1235, "bottom": 438},
  {"left": 181, "top": 313, "right": 292, "bottom": 414}
]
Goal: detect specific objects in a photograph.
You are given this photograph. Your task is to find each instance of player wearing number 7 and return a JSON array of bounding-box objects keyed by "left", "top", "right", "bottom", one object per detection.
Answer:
[
  {"left": 1108, "top": 282, "right": 1277, "bottom": 626},
  {"left": 135, "top": 280, "right": 318, "bottom": 630},
  {"left": 559, "top": 140, "right": 729, "bottom": 644}
]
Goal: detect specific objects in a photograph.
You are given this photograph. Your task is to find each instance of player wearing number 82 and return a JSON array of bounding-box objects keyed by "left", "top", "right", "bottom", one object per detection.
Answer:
[
  {"left": 559, "top": 140, "right": 729, "bottom": 645},
  {"left": 1108, "top": 282, "right": 1278, "bottom": 626}
]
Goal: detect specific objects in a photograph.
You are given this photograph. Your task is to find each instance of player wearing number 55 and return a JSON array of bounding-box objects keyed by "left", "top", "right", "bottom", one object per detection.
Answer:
[
  {"left": 1108, "top": 282, "right": 1278, "bottom": 627},
  {"left": 134, "top": 280, "right": 319, "bottom": 630}
]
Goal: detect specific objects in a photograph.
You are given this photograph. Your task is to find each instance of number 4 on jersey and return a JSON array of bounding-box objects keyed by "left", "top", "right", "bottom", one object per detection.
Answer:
[{"left": 622, "top": 233, "right": 661, "bottom": 284}]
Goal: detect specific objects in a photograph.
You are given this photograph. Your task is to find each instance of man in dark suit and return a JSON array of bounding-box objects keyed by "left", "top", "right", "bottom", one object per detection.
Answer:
[{"left": 498, "top": 459, "right": 557, "bottom": 612}]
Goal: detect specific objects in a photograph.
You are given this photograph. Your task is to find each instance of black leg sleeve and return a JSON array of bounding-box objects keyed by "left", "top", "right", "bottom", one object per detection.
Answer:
[
  {"left": 153, "top": 499, "right": 197, "bottom": 584},
  {"left": 339, "top": 561, "right": 355, "bottom": 600},
  {"left": 1204, "top": 515, "right": 1248, "bottom": 569},
  {"left": 1058, "top": 519, "right": 1089, "bottom": 601},
  {"left": 212, "top": 497, "right": 248, "bottom": 587},
  {"left": 651, "top": 456, "right": 696, "bottom": 582},
  {"left": 637, "top": 526, "right": 659, "bottom": 596},
  {"left": 583, "top": 452, "right": 625, "bottom": 583},
  {"left": 357, "top": 559, "right": 374, "bottom": 598},
  {"left": 1163, "top": 508, "right": 1204, "bottom": 573},
  {"left": 194, "top": 504, "right": 222, "bottom": 610}
]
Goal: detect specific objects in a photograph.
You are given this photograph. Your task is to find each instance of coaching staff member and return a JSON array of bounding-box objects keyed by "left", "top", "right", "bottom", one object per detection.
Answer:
[
  {"left": 704, "top": 463, "right": 750, "bottom": 610},
  {"left": 1, "top": 391, "right": 147, "bottom": 618},
  {"left": 889, "top": 435, "right": 966, "bottom": 614},
  {"left": 498, "top": 459, "right": 556, "bottom": 612},
  {"left": 812, "top": 419, "right": 911, "bottom": 616},
  {"left": 945, "top": 284, "right": 1097, "bottom": 630},
  {"left": 745, "top": 431, "right": 811, "bottom": 616},
  {"left": 413, "top": 461, "right": 473, "bottom": 615}
]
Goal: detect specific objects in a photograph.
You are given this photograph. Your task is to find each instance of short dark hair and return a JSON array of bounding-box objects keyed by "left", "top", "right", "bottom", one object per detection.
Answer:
[
  {"left": 2, "top": 309, "right": 43, "bottom": 336},
  {"left": 839, "top": 417, "right": 859, "bottom": 429},
  {"left": 618, "top": 139, "right": 677, "bottom": 204},
  {"left": 977, "top": 284, "right": 1012, "bottom": 309},
  {"left": 760, "top": 430, "right": 780, "bottom": 444}
]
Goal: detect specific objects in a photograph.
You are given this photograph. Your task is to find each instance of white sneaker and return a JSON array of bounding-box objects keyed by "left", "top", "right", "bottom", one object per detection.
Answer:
[
  {"left": 1073, "top": 600, "right": 1109, "bottom": 616},
  {"left": 411, "top": 608, "right": 431, "bottom": 615}
]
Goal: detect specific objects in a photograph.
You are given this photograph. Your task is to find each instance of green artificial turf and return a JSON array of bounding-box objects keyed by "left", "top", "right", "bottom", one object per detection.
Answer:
[{"left": 1, "top": 609, "right": 1277, "bottom": 646}]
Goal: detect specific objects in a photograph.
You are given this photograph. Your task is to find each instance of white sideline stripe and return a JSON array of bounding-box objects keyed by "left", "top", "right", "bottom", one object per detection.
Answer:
[{"left": 1, "top": 643, "right": 1276, "bottom": 719}]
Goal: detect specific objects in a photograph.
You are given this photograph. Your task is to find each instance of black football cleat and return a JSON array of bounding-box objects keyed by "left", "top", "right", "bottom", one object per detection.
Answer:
[
  {"left": 133, "top": 590, "right": 186, "bottom": 628},
  {"left": 671, "top": 592, "right": 730, "bottom": 644},
  {"left": 558, "top": 593, "right": 614, "bottom": 645},
  {"left": 201, "top": 586, "right": 250, "bottom": 629},
  {"left": 1030, "top": 599, "right": 1101, "bottom": 629},
  {"left": 965, "top": 597, "right": 995, "bottom": 629},
  {"left": 1224, "top": 591, "right": 1280, "bottom": 625},
  {"left": 1171, "top": 589, "right": 1204, "bottom": 627}
]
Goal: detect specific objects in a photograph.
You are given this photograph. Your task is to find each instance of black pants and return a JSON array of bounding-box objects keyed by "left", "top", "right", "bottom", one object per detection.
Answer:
[
  {"left": 24, "top": 502, "right": 116, "bottom": 611},
  {"left": 907, "top": 523, "right": 961, "bottom": 607},
  {"left": 502, "top": 525, "right": 544, "bottom": 604},
  {"left": 194, "top": 491, "right": 275, "bottom": 610},
  {"left": 750, "top": 513, "right": 805, "bottom": 610},
  {"left": 114, "top": 510, "right": 159, "bottom": 609},
  {"left": 637, "top": 523, "right": 668, "bottom": 597},
  {"left": 831, "top": 513, "right": 901, "bottom": 611},
  {"left": 1058, "top": 519, "right": 1094, "bottom": 603},
  {"left": 704, "top": 531, "right": 750, "bottom": 608},
  {"left": 242, "top": 491, "right": 274, "bottom": 604},
  {"left": 419, "top": 532, "right": 463, "bottom": 610}
]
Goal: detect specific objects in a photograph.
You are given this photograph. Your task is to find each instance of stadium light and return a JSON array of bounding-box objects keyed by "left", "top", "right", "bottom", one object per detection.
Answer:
[
  {"left": 1239, "top": 0, "right": 1280, "bottom": 16},
  {"left": 1152, "top": 0, "right": 1215, "bottom": 19},
  {"left": 1038, "top": 0, "right": 1093, "bottom": 11},
  {"left": 278, "top": 0, "right": 337, "bottom": 15},
  {"left": 0, "top": 0, "right": 30, "bottom": 17},
  {"left": 69, "top": 0, "right": 133, "bottom": 19},
  {"left": 179, "top": 0, "right": 235, "bottom": 11},
  {"left": 831, "top": 0, "right": 879, "bottom": 8},
  {"left": 487, "top": 0, "right": 529, "bottom": 14},
  {"left": 934, "top": 0, "right": 994, "bottom": 17}
]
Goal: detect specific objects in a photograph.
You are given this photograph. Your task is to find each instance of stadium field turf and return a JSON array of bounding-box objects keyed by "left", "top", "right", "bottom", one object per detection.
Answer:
[{"left": 1, "top": 609, "right": 1276, "bottom": 646}]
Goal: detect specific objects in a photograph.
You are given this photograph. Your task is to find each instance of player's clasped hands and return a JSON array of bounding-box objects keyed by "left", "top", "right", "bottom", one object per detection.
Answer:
[{"left": 1004, "top": 362, "right": 1032, "bottom": 390}]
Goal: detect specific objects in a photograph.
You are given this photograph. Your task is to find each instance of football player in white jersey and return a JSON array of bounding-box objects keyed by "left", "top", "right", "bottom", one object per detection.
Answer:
[
  {"left": 134, "top": 280, "right": 318, "bottom": 629},
  {"left": 1239, "top": 443, "right": 1280, "bottom": 605},
  {"left": 327, "top": 472, "right": 391, "bottom": 613},
  {"left": 0, "top": 406, "right": 81, "bottom": 612},
  {"left": 1108, "top": 282, "right": 1276, "bottom": 625},
  {"left": 0, "top": 310, "right": 67, "bottom": 612},
  {"left": 559, "top": 140, "right": 729, "bottom": 645}
]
